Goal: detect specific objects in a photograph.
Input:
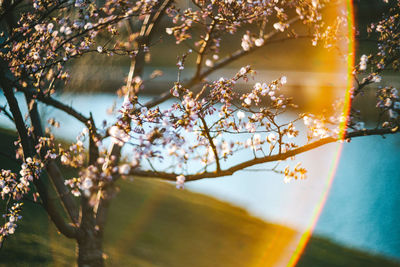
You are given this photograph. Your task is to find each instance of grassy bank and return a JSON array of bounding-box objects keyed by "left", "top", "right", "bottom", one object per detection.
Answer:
[{"left": 0, "top": 129, "right": 398, "bottom": 266}]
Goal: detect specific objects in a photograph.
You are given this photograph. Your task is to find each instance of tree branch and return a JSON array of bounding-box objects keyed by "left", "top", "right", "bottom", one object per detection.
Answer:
[
  {"left": 195, "top": 19, "right": 216, "bottom": 78},
  {"left": 18, "top": 87, "right": 91, "bottom": 126},
  {"left": 199, "top": 116, "right": 221, "bottom": 172},
  {"left": 24, "top": 93, "right": 80, "bottom": 224},
  {"left": 0, "top": 66, "right": 78, "bottom": 238},
  {"left": 199, "top": 16, "right": 300, "bottom": 79},
  {"left": 95, "top": 0, "right": 174, "bottom": 229},
  {"left": 143, "top": 16, "right": 301, "bottom": 110},
  {"left": 0, "top": 104, "right": 14, "bottom": 123},
  {"left": 130, "top": 127, "right": 399, "bottom": 181}
]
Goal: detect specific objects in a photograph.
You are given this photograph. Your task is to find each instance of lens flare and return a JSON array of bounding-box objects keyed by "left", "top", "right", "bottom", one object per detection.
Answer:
[{"left": 285, "top": 1, "right": 355, "bottom": 266}]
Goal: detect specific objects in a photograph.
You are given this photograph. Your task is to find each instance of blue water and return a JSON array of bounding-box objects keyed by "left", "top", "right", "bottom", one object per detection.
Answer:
[
  {"left": 315, "top": 135, "right": 400, "bottom": 260},
  {"left": 188, "top": 135, "right": 400, "bottom": 260},
  {"left": 1, "top": 93, "right": 399, "bottom": 260}
]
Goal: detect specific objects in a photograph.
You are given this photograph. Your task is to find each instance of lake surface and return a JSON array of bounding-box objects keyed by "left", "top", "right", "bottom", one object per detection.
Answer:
[{"left": 1, "top": 93, "right": 399, "bottom": 261}]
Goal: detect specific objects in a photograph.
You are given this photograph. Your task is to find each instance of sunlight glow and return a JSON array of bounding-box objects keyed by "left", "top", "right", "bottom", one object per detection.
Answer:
[{"left": 285, "top": 1, "right": 355, "bottom": 266}]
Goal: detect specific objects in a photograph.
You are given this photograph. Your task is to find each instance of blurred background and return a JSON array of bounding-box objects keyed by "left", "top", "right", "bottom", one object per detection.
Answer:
[{"left": 0, "top": 0, "right": 399, "bottom": 266}]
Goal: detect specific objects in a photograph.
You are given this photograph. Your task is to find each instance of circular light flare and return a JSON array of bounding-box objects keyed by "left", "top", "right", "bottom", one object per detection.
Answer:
[{"left": 285, "top": 1, "right": 356, "bottom": 266}]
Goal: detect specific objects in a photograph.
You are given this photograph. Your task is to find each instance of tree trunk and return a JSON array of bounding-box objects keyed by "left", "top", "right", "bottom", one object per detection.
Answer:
[
  {"left": 77, "top": 228, "right": 104, "bottom": 267},
  {"left": 77, "top": 196, "right": 105, "bottom": 267}
]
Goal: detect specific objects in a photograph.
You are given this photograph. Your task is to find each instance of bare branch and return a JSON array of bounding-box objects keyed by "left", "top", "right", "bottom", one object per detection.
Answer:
[
  {"left": 199, "top": 116, "right": 221, "bottom": 172},
  {"left": 25, "top": 89, "right": 90, "bottom": 126},
  {"left": 0, "top": 104, "right": 14, "bottom": 123},
  {"left": 195, "top": 19, "right": 217, "bottom": 78}
]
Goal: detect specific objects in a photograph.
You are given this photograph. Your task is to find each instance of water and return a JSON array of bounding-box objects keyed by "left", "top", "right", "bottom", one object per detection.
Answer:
[
  {"left": 1, "top": 93, "right": 399, "bottom": 260},
  {"left": 316, "top": 135, "right": 400, "bottom": 259}
]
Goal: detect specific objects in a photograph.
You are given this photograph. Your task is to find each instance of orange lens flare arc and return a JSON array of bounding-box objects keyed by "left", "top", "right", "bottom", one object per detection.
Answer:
[{"left": 285, "top": 1, "right": 355, "bottom": 266}]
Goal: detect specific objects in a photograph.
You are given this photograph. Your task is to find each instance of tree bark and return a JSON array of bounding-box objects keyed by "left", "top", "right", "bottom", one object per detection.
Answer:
[
  {"left": 77, "top": 185, "right": 112, "bottom": 267},
  {"left": 77, "top": 196, "right": 109, "bottom": 267},
  {"left": 77, "top": 229, "right": 104, "bottom": 267},
  {"left": 77, "top": 196, "right": 105, "bottom": 267}
]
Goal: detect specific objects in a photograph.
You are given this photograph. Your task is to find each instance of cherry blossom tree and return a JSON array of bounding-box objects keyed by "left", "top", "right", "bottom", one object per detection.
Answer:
[{"left": 0, "top": 0, "right": 399, "bottom": 266}]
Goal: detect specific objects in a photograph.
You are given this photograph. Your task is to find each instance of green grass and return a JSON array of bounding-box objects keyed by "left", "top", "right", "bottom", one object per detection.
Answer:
[
  {"left": 297, "top": 236, "right": 400, "bottom": 267},
  {"left": 0, "top": 129, "right": 399, "bottom": 267}
]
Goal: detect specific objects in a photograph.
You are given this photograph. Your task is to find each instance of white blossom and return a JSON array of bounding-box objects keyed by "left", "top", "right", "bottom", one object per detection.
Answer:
[
  {"left": 241, "top": 34, "right": 251, "bottom": 51},
  {"left": 109, "top": 126, "right": 130, "bottom": 146},
  {"left": 176, "top": 175, "right": 185, "bottom": 189},
  {"left": 284, "top": 175, "right": 292, "bottom": 184},
  {"left": 371, "top": 75, "right": 382, "bottom": 83},
  {"left": 32, "top": 52, "right": 40, "bottom": 61},
  {"left": 84, "top": 23, "right": 93, "bottom": 30},
  {"left": 252, "top": 134, "right": 261, "bottom": 149},
  {"left": 64, "top": 27, "right": 72, "bottom": 35},
  {"left": 61, "top": 155, "right": 68, "bottom": 164},
  {"left": 205, "top": 59, "right": 214, "bottom": 67},
  {"left": 254, "top": 38, "right": 264, "bottom": 47},
  {"left": 81, "top": 178, "right": 93, "bottom": 190},
  {"left": 245, "top": 122, "right": 256, "bottom": 133},
  {"left": 267, "top": 133, "right": 276, "bottom": 142},
  {"left": 303, "top": 116, "right": 312, "bottom": 126},
  {"left": 119, "top": 164, "right": 131, "bottom": 175},
  {"left": 273, "top": 22, "right": 286, "bottom": 32},
  {"left": 2, "top": 186, "right": 10, "bottom": 194},
  {"left": 359, "top": 55, "right": 368, "bottom": 70},
  {"left": 384, "top": 98, "right": 392, "bottom": 107},
  {"left": 239, "top": 67, "right": 247, "bottom": 75},
  {"left": 47, "top": 23, "right": 54, "bottom": 32},
  {"left": 237, "top": 111, "right": 245, "bottom": 120}
]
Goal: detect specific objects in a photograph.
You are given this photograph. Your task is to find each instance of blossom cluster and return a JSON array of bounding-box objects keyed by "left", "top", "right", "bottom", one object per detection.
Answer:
[
  {"left": 283, "top": 163, "right": 307, "bottom": 184},
  {"left": 163, "top": 0, "right": 330, "bottom": 61},
  {"left": 0, "top": 203, "right": 23, "bottom": 241},
  {"left": 0, "top": 0, "right": 157, "bottom": 97},
  {"left": 64, "top": 149, "right": 137, "bottom": 202},
  {"left": 108, "top": 64, "right": 307, "bottom": 177},
  {"left": 368, "top": 2, "right": 400, "bottom": 72},
  {"left": 349, "top": 2, "right": 400, "bottom": 133},
  {"left": 303, "top": 114, "right": 338, "bottom": 140},
  {"left": 377, "top": 86, "right": 400, "bottom": 124},
  {"left": 1, "top": 0, "right": 385, "bottom": 248},
  {"left": 0, "top": 157, "right": 44, "bottom": 242}
]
